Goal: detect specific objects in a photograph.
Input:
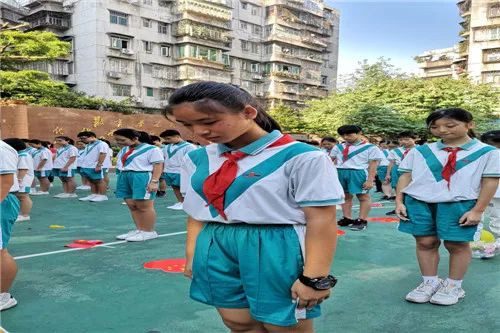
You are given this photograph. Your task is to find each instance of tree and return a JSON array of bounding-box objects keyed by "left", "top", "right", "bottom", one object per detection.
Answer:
[{"left": 268, "top": 103, "right": 307, "bottom": 133}]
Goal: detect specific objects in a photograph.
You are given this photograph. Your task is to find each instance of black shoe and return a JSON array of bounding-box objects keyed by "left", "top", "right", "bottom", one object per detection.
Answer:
[
  {"left": 337, "top": 217, "right": 354, "bottom": 227},
  {"left": 386, "top": 210, "right": 396, "bottom": 216},
  {"left": 156, "top": 191, "right": 166, "bottom": 198},
  {"left": 388, "top": 196, "right": 396, "bottom": 201},
  {"left": 381, "top": 195, "right": 390, "bottom": 200},
  {"left": 350, "top": 219, "right": 367, "bottom": 231}
]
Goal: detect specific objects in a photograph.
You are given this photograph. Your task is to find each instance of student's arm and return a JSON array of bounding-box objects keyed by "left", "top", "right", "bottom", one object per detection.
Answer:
[
  {"left": 292, "top": 205, "right": 337, "bottom": 309},
  {"left": 62, "top": 156, "right": 76, "bottom": 171},
  {"left": 17, "top": 169, "right": 28, "bottom": 182},
  {"left": 459, "top": 177, "right": 499, "bottom": 226},
  {"left": 363, "top": 160, "right": 379, "bottom": 189},
  {"left": 95, "top": 153, "right": 107, "bottom": 171},
  {"left": 395, "top": 172, "right": 412, "bottom": 221},
  {"left": 184, "top": 216, "right": 204, "bottom": 279},
  {"left": 386, "top": 160, "right": 395, "bottom": 183},
  {"left": 36, "top": 159, "right": 47, "bottom": 171},
  {"left": 146, "top": 163, "right": 164, "bottom": 192},
  {"left": 0, "top": 174, "right": 14, "bottom": 202}
]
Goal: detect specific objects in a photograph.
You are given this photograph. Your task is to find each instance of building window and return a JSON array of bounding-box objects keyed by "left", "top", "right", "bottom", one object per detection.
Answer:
[
  {"left": 110, "top": 11, "right": 128, "bottom": 26},
  {"left": 252, "top": 24, "right": 262, "bottom": 36},
  {"left": 110, "top": 36, "right": 130, "bottom": 49},
  {"left": 159, "top": 0, "right": 169, "bottom": 7},
  {"left": 264, "top": 45, "right": 272, "bottom": 55},
  {"left": 143, "top": 41, "right": 153, "bottom": 53},
  {"left": 143, "top": 18, "right": 152, "bottom": 28},
  {"left": 489, "top": 27, "right": 500, "bottom": 40},
  {"left": 483, "top": 71, "right": 500, "bottom": 84},
  {"left": 240, "top": 21, "right": 248, "bottom": 31},
  {"left": 476, "top": 27, "right": 500, "bottom": 41},
  {"left": 158, "top": 22, "right": 168, "bottom": 34},
  {"left": 240, "top": 60, "right": 248, "bottom": 71},
  {"left": 160, "top": 88, "right": 172, "bottom": 100},
  {"left": 484, "top": 48, "right": 500, "bottom": 63},
  {"left": 251, "top": 42, "right": 260, "bottom": 54},
  {"left": 250, "top": 63, "right": 259, "bottom": 73},
  {"left": 241, "top": 2, "right": 247, "bottom": 10},
  {"left": 143, "top": 0, "right": 152, "bottom": 5},
  {"left": 146, "top": 87, "right": 154, "bottom": 97},
  {"left": 109, "top": 58, "right": 130, "bottom": 73},
  {"left": 111, "top": 84, "right": 131, "bottom": 97},
  {"left": 489, "top": 4, "right": 500, "bottom": 18},
  {"left": 241, "top": 40, "right": 249, "bottom": 51},
  {"left": 321, "top": 76, "right": 328, "bottom": 85},
  {"left": 160, "top": 45, "right": 170, "bottom": 57},
  {"left": 177, "top": 45, "right": 185, "bottom": 58},
  {"left": 251, "top": 5, "right": 260, "bottom": 16}
]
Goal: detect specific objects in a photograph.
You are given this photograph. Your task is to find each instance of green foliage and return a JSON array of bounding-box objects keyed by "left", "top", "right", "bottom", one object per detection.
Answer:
[
  {"left": 0, "top": 70, "right": 134, "bottom": 114},
  {"left": 302, "top": 59, "right": 499, "bottom": 138},
  {"left": 0, "top": 30, "right": 71, "bottom": 70},
  {"left": 268, "top": 103, "right": 307, "bottom": 133}
]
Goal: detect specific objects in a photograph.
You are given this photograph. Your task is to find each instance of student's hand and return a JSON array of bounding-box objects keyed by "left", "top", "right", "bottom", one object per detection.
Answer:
[
  {"left": 147, "top": 182, "right": 159, "bottom": 193},
  {"left": 184, "top": 258, "right": 193, "bottom": 279},
  {"left": 362, "top": 180, "right": 374, "bottom": 190},
  {"left": 459, "top": 210, "right": 482, "bottom": 226},
  {"left": 61, "top": 167, "right": 68, "bottom": 172},
  {"left": 95, "top": 165, "right": 102, "bottom": 172},
  {"left": 291, "top": 279, "right": 331, "bottom": 310},
  {"left": 396, "top": 203, "right": 409, "bottom": 221},
  {"left": 385, "top": 175, "right": 391, "bottom": 183}
]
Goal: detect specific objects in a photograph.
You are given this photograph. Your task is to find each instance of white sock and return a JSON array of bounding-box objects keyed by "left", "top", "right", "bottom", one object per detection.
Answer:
[
  {"left": 422, "top": 275, "right": 439, "bottom": 285},
  {"left": 446, "top": 278, "right": 462, "bottom": 288}
]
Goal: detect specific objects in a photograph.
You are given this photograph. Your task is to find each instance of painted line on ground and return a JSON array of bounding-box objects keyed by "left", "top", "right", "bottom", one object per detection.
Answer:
[{"left": 14, "top": 231, "right": 187, "bottom": 260}]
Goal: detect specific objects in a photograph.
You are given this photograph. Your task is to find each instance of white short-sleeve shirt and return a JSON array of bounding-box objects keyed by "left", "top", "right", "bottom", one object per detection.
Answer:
[
  {"left": 76, "top": 149, "right": 85, "bottom": 167},
  {"left": 399, "top": 139, "right": 500, "bottom": 203},
  {"left": 53, "top": 145, "right": 79, "bottom": 169},
  {"left": 0, "top": 140, "right": 20, "bottom": 193},
  {"left": 115, "top": 147, "right": 126, "bottom": 171},
  {"left": 388, "top": 147, "right": 414, "bottom": 166},
  {"left": 378, "top": 149, "right": 390, "bottom": 167},
  {"left": 79, "top": 140, "right": 109, "bottom": 168},
  {"left": 331, "top": 142, "right": 383, "bottom": 169},
  {"left": 32, "top": 147, "right": 53, "bottom": 171},
  {"left": 163, "top": 142, "right": 197, "bottom": 174},
  {"left": 181, "top": 130, "right": 345, "bottom": 225},
  {"left": 120, "top": 144, "right": 164, "bottom": 172},
  {"left": 103, "top": 147, "right": 113, "bottom": 168},
  {"left": 18, "top": 149, "right": 35, "bottom": 189}
]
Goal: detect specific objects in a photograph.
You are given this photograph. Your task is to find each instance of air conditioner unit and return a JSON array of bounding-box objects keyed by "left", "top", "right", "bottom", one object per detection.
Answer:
[
  {"left": 107, "top": 71, "right": 122, "bottom": 79},
  {"left": 255, "top": 92, "right": 264, "bottom": 97},
  {"left": 252, "top": 74, "right": 263, "bottom": 80},
  {"left": 121, "top": 48, "right": 134, "bottom": 55}
]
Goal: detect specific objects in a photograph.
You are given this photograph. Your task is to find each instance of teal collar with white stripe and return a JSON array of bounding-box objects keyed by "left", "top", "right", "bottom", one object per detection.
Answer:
[
  {"left": 217, "top": 130, "right": 283, "bottom": 156},
  {"left": 436, "top": 138, "right": 478, "bottom": 151}
]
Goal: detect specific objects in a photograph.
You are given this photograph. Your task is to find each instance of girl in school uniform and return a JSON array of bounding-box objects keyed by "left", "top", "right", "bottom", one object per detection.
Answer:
[
  {"left": 377, "top": 140, "right": 392, "bottom": 200},
  {"left": 395, "top": 108, "right": 499, "bottom": 306},
  {"left": 30, "top": 139, "right": 53, "bottom": 195},
  {"left": 52, "top": 136, "right": 79, "bottom": 198},
  {"left": 166, "top": 82, "right": 343, "bottom": 332},
  {"left": 480, "top": 130, "right": 500, "bottom": 239},
  {"left": 75, "top": 140, "right": 91, "bottom": 190},
  {"left": 3, "top": 139, "right": 34, "bottom": 222},
  {"left": 113, "top": 129, "right": 164, "bottom": 242}
]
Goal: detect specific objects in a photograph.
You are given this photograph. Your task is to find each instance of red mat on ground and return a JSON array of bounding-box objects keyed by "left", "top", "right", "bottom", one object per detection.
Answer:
[
  {"left": 366, "top": 217, "right": 399, "bottom": 223},
  {"left": 65, "top": 240, "right": 103, "bottom": 249},
  {"left": 144, "top": 258, "right": 186, "bottom": 273},
  {"left": 337, "top": 230, "right": 346, "bottom": 236}
]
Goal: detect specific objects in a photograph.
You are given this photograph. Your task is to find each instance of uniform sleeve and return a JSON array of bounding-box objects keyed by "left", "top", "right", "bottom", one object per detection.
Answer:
[
  {"left": 289, "top": 152, "right": 345, "bottom": 207},
  {"left": 482, "top": 149, "right": 500, "bottom": 177},
  {"left": 398, "top": 149, "right": 416, "bottom": 173},
  {"left": 185, "top": 144, "right": 197, "bottom": 154},
  {"left": 149, "top": 147, "right": 164, "bottom": 164},
  {"left": 70, "top": 146, "right": 79, "bottom": 157},
  {"left": 18, "top": 156, "right": 31, "bottom": 170},
  {"left": 0, "top": 149, "right": 17, "bottom": 175},
  {"left": 387, "top": 150, "right": 397, "bottom": 161},
  {"left": 98, "top": 143, "right": 108, "bottom": 154},
  {"left": 180, "top": 155, "right": 195, "bottom": 196},
  {"left": 41, "top": 150, "right": 51, "bottom": 160},
  {"left": 368, "top": 146, "right": 384, "bottom": 161}
]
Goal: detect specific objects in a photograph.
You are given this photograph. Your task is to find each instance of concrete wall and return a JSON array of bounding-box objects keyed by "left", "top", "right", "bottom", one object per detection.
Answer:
[{"left": 0, "top": 105, "right": 199, "bottom": 143}]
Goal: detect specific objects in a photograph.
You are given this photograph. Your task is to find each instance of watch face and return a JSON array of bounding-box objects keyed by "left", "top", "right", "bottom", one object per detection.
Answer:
[{"left": 315, "top": 277, "right": 337, "bottom": 290}]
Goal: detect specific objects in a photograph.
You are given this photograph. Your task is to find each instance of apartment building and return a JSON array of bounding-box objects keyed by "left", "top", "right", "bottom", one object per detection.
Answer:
[
  {"left": 3, "top": 0, "right": 340, "bottom": 110},
  {"left": 414, "top": 46, "right": 459, "bottom": 79}
]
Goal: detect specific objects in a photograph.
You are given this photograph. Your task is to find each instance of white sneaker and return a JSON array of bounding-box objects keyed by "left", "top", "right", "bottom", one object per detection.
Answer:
[
  {"left": 64, "top": 193, "right": 78, "bottom": 198},
  {"left": 16, "top": 215, "right": 31, "bottom": 222},
  {"left": 0, "top": 293, "right": 17, "bottom": 311},
  {"left": 430, "top": 281, "right": 465, "bottom": 306},
  {"left": 121, "top": 202, "right": 127, "bottom": 205},
  {"left": 79, "top": 194, "right": 97, "bottom": 201},
  {"left": 31, "top": 191, "right": 49, "bottom": 196},
  {"left": 167, "top": 202, "right": 183, "bottom": 210},
  {"left": 89, "top": 195, "right": 108, "bottom": 202},
  {"left": 116, "top": 229, "right": 139, "bottom": 240},
  {"left": 76, "top": 185, "right": 91, "bottom": 190},
  {"left": 29, "top": 188, "right": 37, "bottom": 194},
  {"left": 53, "top": 193, "right": 67, "bottom": 198},
  {"left": 125, "top": 230, "right": 158, "bottom": 242},
  {"left": 405, "top": 279, "right": 442, "bottom": 303}
]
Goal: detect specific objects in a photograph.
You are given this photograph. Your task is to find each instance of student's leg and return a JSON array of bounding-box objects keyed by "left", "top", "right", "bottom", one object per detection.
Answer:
[
  {"left": 264, "top": 319, "right": 314, "bottom": 333},
  {"left": 217, "top": 308, "right": 267, "bottom": 333},
  {"left": 96, "top": 179, "right": 107, "bottom": 195},
  {"left": 356, "top": 193, "right": 371, "bottom": 220},
  {"left": 125, "top": 199, "right": 140, "bottom": 228},
  {"left": 415, "top": 236, "right": 441, "bottom": 276},
  {"left": 60, "top": 177, "right": 68, "bottom": 193},
  {"left": 172, "top": 186, "right": 183, "bottom": 203},
  {"left": 443, "top": 241, "right": 471, "bottom": 280},
  {"left": 487, "top": 198, "right": 500, "bottom": 237},
  {"left": 0, "top": 249, "right": 17, "bottom": 293},
  {"left": 89, "top": 180, "right": 98, "bottom": 194},
  {"left": 382, "top": 182, "right": 393, "bottom": 198},
  {"left": 15, "top": 193, "right": 32, "bottom": 217},
  {"left": 65, "top": 177, "right": 76, "bottom": 194},
  {"left": 159, "top": 179, "right": 167, "bottom": 192},
  {"left": 341, "top": 193, "right": 353, "bottom": 219},
  {"left": 39, "top": 177, "right": 50, "bottom": 192},
  {"left": 129, "top": 200, "right": 156, "bottom": 231}
]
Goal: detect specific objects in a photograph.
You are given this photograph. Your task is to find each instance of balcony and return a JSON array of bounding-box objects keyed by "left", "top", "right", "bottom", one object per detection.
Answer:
[
  {"left": 176, "top": 65, "right": 232, "bottom": 83},
  {"left": 420, "top": 59, "right": 453, "bottom": 69},
  {"left": 301, "top": 36, "right": 328, "bottom": 48},
  {"left": 176, "top": 56, "right": 227, "bottom": 70},
  {"left": 25, "top": 11, "right": 70, "bottom": 31},
  {"left": 457, "top": 0, "right": 471, "bottom": 17},
  {"left": 265, "top": 0, "right": 324, "bottom": 17},
  {"left": 175, "top": 0, "right": 232, "bottom": 22},
  {"left": 269, "top": 71, "right": 301, "bottom": 81},
  {"left": 299, "top": 87, "right": 328, "bottom": 98},
  {"left": 458, "top": 41, "right": 469, "bottom": 56},
  {"left": 175, "top": 21, "right": 232, "bottom": 48},
  {"left": 266, "top": 31, "right": 326, "bottom": 51}
]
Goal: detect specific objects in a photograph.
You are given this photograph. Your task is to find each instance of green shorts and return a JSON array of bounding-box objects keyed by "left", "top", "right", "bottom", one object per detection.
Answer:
[
  {"left": 337, "top": 168, "right": 368, "bottom": 195},
  {"left": 115, "top": 171, "right": 156, "bottom": 200},
  {"left": 34, "top": 170, "right": 53, "bottom": 178},
  {"left": 79, "top": 168, "right": 104, "bottom": 181},
  {"left": 53, "top": 168, "right": 75, "bottom": 178},
  {"left": 1, "top": 194, "right": 20, "bottom": 249},
  {"left": 377, "top": 166, "right": 388, "bottom": 182},
  {"left": 163, "top": 172, "right": 180, "bottom": 187},
  {"left": 390, "top": 166, "right": 400, "bottom": 189},
  {"left": 399, "top": 195, "right": 478, "bottom": 242},
  {"left": 191, "top": 223, "right": 320, "bottom": 327}
]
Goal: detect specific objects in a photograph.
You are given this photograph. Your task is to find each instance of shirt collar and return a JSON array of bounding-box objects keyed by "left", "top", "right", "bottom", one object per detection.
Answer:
[
  {"left": 217, "top": 130, "right": 283, "bottom": 156},
  {"left": 437, "top": 138, "right": 478, "bottom": 151}
]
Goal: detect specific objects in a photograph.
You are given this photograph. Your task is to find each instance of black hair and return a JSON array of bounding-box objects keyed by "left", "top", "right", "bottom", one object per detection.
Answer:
[
  {"left": 101, "top": 139, "right": 111, "bottom": 147},
  {"left": 77, "top": 131, "right": 97, "bottom": 138},
  {"left": 150, "top": 135, "right": 161, "bottom": 142},
  {"left": 426, "top": 108, "right": 476, "bottom": 138},
  {"left": 55, "top": 136, "right": 73, "bottom": 144},
  {"left": 415, "top": 139, "right": 427, "bottom": 146},
  {"left": 397, "top": 131, "right": 418, "bottom": 139},
  {"left": 308, "top": 140, "right": 320, "bottom": 146},
  {"left": 21, "top": 138, "right": 30, "bottom": 142},
  {"left": 113, "top": 128, "right": 141, "bottom": 141},
  {"left": 159, "top": 129, "right": 181, "bottom": 137},
  {"left": 480, "top": 130, "right": 500, "bottom": 143},
  {"left": 3, "top": 138, "right": 27, "bottom": 152},
  {"left": 337, "top": 125, "right": 362, "bottom": 135},
  {"left": 29, "top": 139, "right": 41, "bottom": 145},
  {"left": 138, "top": 131, "right": 153, "bottom": 144},
  {"left": 165, "top": 81, "right": 281, "bottom": 133},
  {"left": 321, "top": 136, "right": 337, "bottom": 143},
  {"left": 42, "top": 141, "right": 51, "bottom": 148}
]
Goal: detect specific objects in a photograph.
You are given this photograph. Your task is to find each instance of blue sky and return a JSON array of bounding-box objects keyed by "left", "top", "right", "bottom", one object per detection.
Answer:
[{"left": 326, "top": 0, "right": 462, "bottom": 76}]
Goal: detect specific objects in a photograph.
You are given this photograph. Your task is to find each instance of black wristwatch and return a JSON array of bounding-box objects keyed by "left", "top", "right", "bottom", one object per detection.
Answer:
[{"left": 299, "top": 274, "right": 337, "bottom": 290}]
